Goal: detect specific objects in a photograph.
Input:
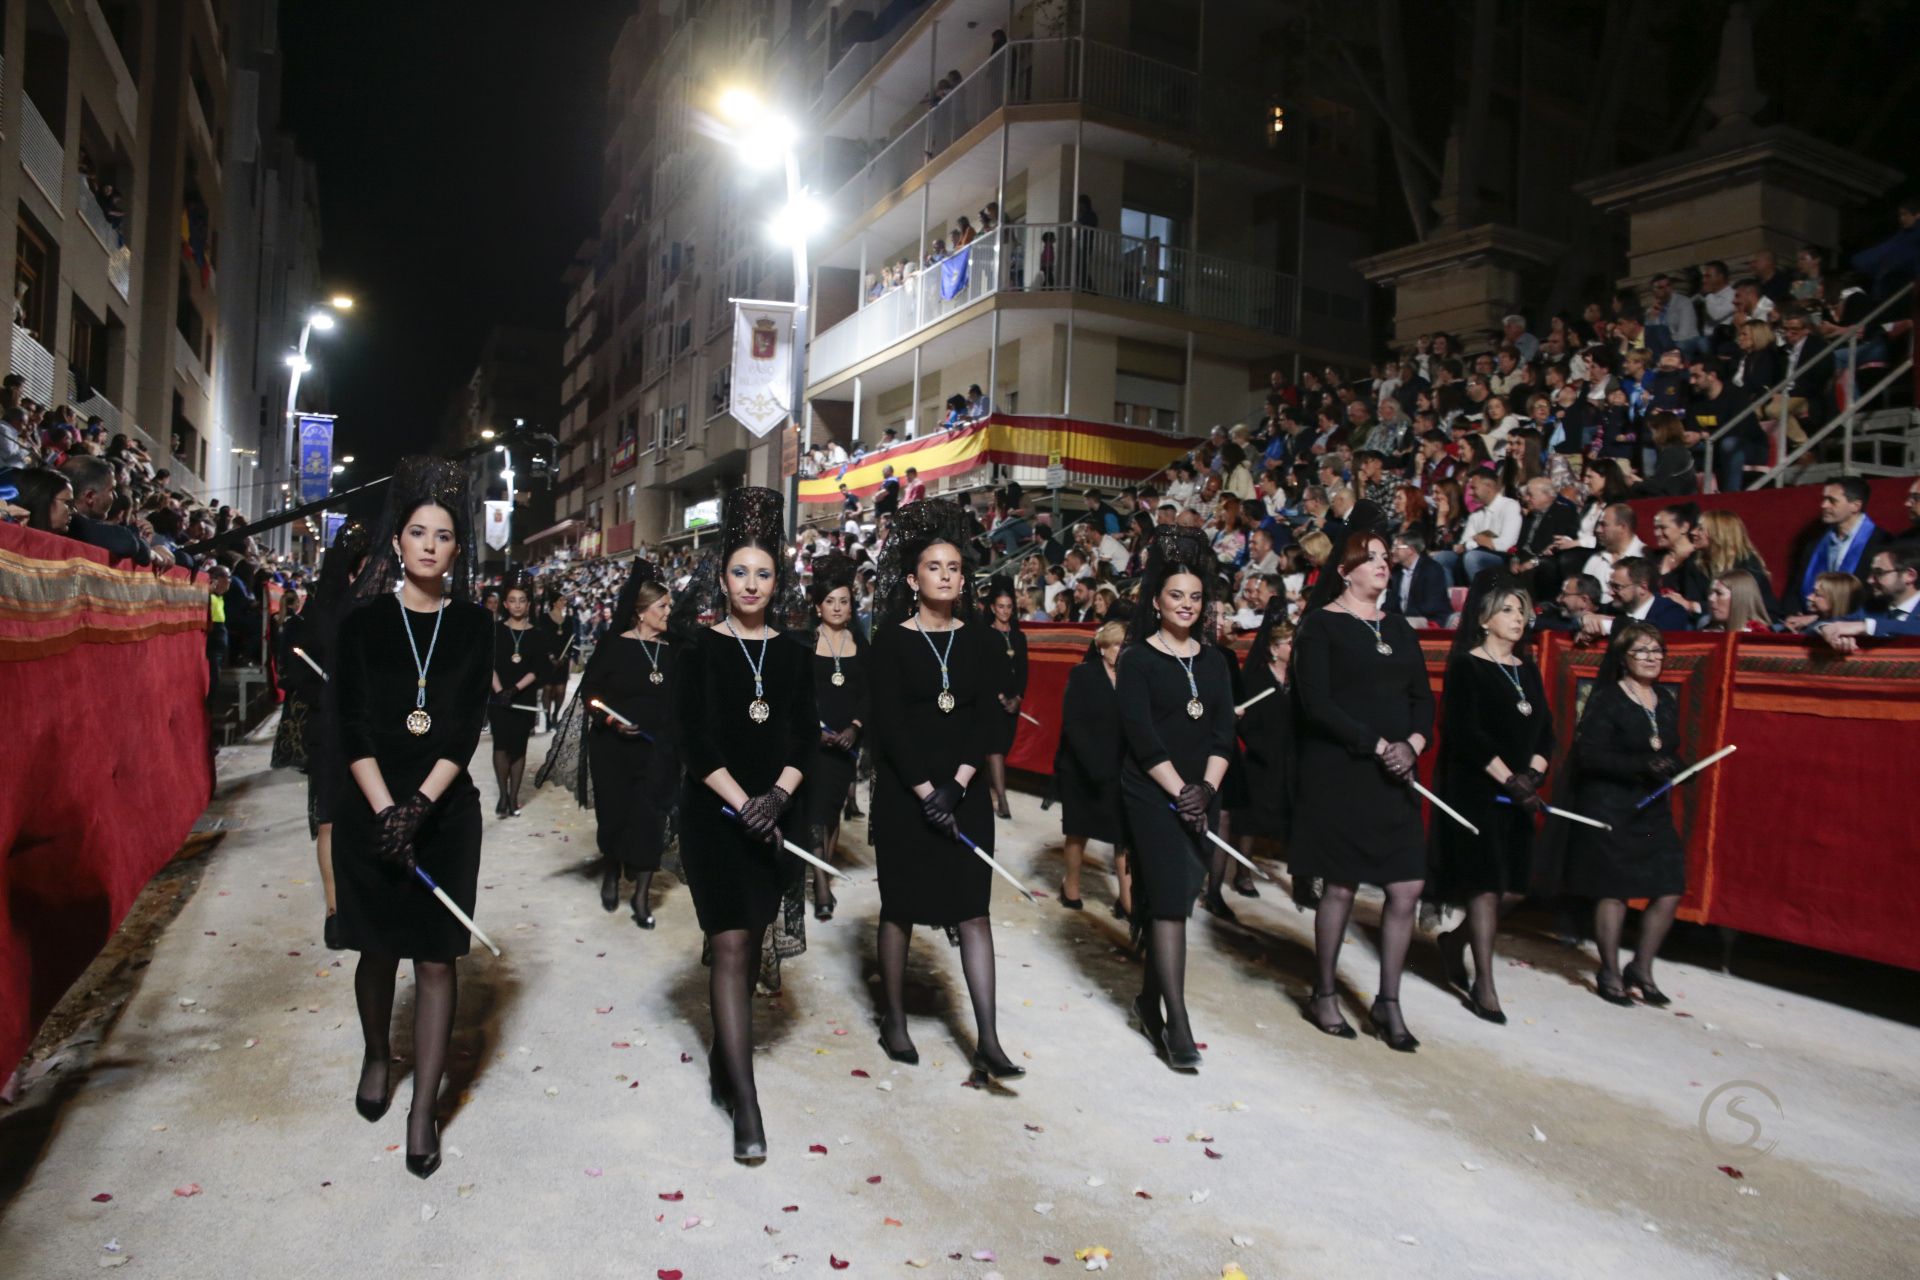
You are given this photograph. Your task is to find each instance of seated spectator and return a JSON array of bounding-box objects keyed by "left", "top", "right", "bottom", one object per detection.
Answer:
[
  {"left": 1645, "top": 272, "right": 1702, "bottom": 359},
  {"left": 1625, "top": 411, "right": 1698, "bottom": 497},
  {"left": 1765, "top": 312, "right": 1830, "bottom": 445},
  {"left": 58, "top": 455, "right": 169, "bottom": 568},
  {"left": 1784, "top": 570, "right": 1863, "bottom": 632},
  {"left": 1579, "top": 555, "right": 1692, "bottom": 638},
  {"left": 1448, "top": 470, "right": 1521, "bottom": 584},
  {"left": 1243, "top": 525, "right": 1281, "bottom": 576},
  {"left": 1231, "top": 573, "right": 1280, "bottom": 631},
  {"left": 1811, "top": 544, "right": 1920, "bottom": 651},
  {"left": 1580, "top": 503, "right": 1648, "bottom": 604},
  {"left": 11, "top": 466, "right": 74, "bottom": 533},
  {"left": 1511, "top": 476, "right": 1581, "bottom": 594},
  {"left": 1695, "top": 507, "right": 1777, "bottom": 620},
  {"left": 1703, "top": 569, "right": 1774, "bottom": 634},
  {"left": 1384, "top": 531, "right": 1452, "bottom": 626},
  {"left": 1792, "top": 478, "right": 1889, "bottom": 613},
  {"left": 1539, "top": 572, "right": 1604, "bottom": 633}
]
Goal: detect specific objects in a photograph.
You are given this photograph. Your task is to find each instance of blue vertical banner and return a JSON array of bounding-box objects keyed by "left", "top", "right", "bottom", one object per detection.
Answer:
[
  {"left": 322, "top": 512, "right": 345, "bottom": 549},
  {"left": 297, "top": 415, "right": 336, "bottom": 504}
]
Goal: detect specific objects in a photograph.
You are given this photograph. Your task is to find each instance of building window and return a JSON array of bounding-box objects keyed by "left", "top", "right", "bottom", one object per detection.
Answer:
[{"left": 14, "top": 213, "right": 59, "bottom": 344}]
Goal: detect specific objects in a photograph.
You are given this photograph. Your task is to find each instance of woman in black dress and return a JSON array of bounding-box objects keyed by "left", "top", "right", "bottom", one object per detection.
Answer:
[
  {"left": 981, "top": 575, "right": 1028, "bottom": 820},
  {"left": 294, "top": 516, "right": 371, "bottom": 950},
  {"left": 1292, "top": 531, "right": 1435, "bottom": 1052},
  {"left": 536, "top": 591, "right": 578, "bottom": 732},
  {"left": 1116, "top": 527, "right": 1237, "bottom": 1072},
  {"left": 669, "top": 486, "right": 814, "bottom": 1163},
  {"left": 868, "top": 500, "right": 1023, "bottom": 1079},
  {"left": 799, "top": 553, "right": 868, "bottom": 921},
  {"left": 1232, "top": 608, "right": 1295, "bottom": 886},
  {"left": 1206, "top": 597, "right": 1257, "bottom": 916},
  {"left": 1429, "top": 577, "right": 1555, "bottom": 1024},
  {"left": 1055, "top": 619, "right": 1129, "bottom": 914},
  {"left": 486, "top": 578, "right": 554, "bottom": 817},
  {"left": 1563, "top": 621, "right": 1686, "bottom": 1007},
  {"left": 333, "top": 457, "right": 492, "bottom": 1180},
  {"left": 578, "top": 565, "right": 677, "bottom": 926}
]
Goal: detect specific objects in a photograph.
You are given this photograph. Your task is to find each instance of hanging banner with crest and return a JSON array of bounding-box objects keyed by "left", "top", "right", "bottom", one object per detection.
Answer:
[{"left": 729, "top": 301, "right": 794, "bottom": 438}]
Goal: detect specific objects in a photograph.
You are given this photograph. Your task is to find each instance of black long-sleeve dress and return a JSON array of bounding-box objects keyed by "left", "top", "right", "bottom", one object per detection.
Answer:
[
  {"left": 1116, "top": 641, "right": 1237, "bottom": 920},
  {"left": 1429, "top": 653, "right": 1556, "bottom": 899},
  {"left": 869, "top": 620, "right": 996, "bottom": 926},
  {"left": 578, "top": 635, "right": 678, "bottom": 872},
  {"left": 1054, "top": 660, "right": 1123, "bottom": 843},
  {"left": 332, "top": 596, "right": 492, "bottom": 960},
  {"left": 1231, "top": 660, "right": 1294, "bottom": 841},
  {"left": 537, "top": 609, "right": 577, "bottom": 685},
  {"left": 1562, "top": 680, "right": 1686, "bottom": 899},
  {"left": 982, "top": 624, "right": 1028, "bottom": 755},
  {"left": 1290, "top": 608, "right": 1435, "bottom": 886},
  {"left": 487, "top": 623, "right": 554, "bottom": 757},
  {"left": 673, "top": 625, "right": 816, "bottom": 934},
  {"left": 801, "top": 626, "right": 870, "bottom": 835}
]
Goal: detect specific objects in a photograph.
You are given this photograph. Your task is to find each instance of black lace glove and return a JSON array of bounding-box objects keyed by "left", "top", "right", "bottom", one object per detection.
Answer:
[
  {"left": 921, "top": 780, "right": 965, "bottom": 839},
  {"left": 373, "top": 791, "right": 434, "bottom": 874},
  {"left": 831, "top": 726, "right": 860, "bottom": 753},
  {"left": 1378, "top": 740, "right": 1418, "bottom": 780},
  {"left": 1520, "top": 766, "right": 1547, "bottom": 792},
  {"left": 737, "top": 786, "right": 790, "bottom": 842},
  {"left": 1644, "top": 754, "right": 1682, "bottom": 783},
  {"left": 1174, "top": 780, "right": 1216, "bottom": 834},
  {"left": 1500, "top": 772, "right": 1545, "bottom": 816}
]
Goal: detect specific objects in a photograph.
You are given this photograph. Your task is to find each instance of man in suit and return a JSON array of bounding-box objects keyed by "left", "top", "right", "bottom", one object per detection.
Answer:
[
  {"left": 1766, "top": 312, "right": 1832, "bottom": 443},
  {"left": 1385, "top": 531, "right": 1453, "bottom": 626},
  {"left": 1510, "top": 477, "right": 1581, "bottom": 596},
  {"left": 1813, "top": 543, "right": 1920, "bottom": 652},
  {"left": 58, "top": 455, "right": 171, "bottom": 569},
  {"left": 1580, "top": 556, "right": 1691, "bottom": 638},
  {"left": 1793, "top": 477, "right": 1890, "bottom": 612}
]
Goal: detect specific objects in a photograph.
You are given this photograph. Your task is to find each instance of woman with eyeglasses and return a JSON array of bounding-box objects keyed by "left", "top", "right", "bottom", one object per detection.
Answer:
[{"left": 1561, "top": 622, "right": 1686, "bottom": 1007}]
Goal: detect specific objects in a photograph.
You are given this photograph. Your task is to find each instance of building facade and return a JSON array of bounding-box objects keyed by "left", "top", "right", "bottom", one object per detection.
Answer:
[
  {"left": 438, "top": 323, "right": 562, "bottom": 572},
  {"left": 1, "top": 0, "right": 323, "bottom": 519}
]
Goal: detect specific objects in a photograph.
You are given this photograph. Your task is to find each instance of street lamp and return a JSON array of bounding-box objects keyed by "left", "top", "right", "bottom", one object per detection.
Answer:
[{"left": 716, "top": 85, "right": 813, "bottom": 535}]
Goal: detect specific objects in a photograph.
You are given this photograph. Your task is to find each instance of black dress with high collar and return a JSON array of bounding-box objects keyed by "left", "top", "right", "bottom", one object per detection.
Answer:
[{"left": 578, "top": 634, "right": 678, "bottom": 871}]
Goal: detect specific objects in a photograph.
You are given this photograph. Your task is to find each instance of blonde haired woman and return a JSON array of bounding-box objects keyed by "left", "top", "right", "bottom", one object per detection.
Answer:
[
  {"left": 1704, "top": 570, "right": 1773, "bottom": 634},
  {"left": 1693, "top": 509, "right": 1777, "bottom": 619},
  {"left": 1786, "top": 571, "right": 1863, "bottom": 631}
]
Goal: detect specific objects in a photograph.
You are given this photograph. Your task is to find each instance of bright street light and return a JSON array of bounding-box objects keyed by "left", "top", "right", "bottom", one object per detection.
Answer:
[
  {"left": 331, "top": 464, "right": 346, "bottom": 475},
  {"left": 330, "top": 295, "right": 355, "bottom": 310},
  {"left": 480, "top": 428, "right": 496, "bottom": 440},
  {"left": 340, "top": 454, "right": 355, "bottom": 464},
  {"left": 768, "top": 193, "right": 828, "bottom": 246},
  {"left": 309, "top": 311, "right": 337, "bottom": 332},
  {"left": 285, "top": 354, "right": 311, "bottom": 373}
]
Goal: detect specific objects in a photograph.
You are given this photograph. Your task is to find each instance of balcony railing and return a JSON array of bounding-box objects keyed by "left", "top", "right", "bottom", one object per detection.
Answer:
[
  {"left": 20, "top": 93, "right": 65, "bottom": 212},
  {"left": 67, "top": 371, "right": 126, "bottom": 436},
  {"left": 831, "top": 38, "right": 1199, "bottom": 218},
  {"left": 9, "top": 325, "right": 58, "bottom": 406},
  {"left": 77, "top": 187, "right": 133, "bottom": 301},
  {"left": 85, "top": 0, "right": 139, "bottom": 130},
  {"left": 817, "top": 8, "right": 920, "bottom": 114},
  {"left": 808, "top": 222, "right": 1298, "bottom": 384},
  {"left": 174, "top": 328, "right": 210, "bottom": 395}
]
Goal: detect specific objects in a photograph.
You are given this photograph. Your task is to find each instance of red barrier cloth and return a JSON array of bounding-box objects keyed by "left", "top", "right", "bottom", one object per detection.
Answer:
[
  {"left": 1014, "top": 616, "right": 1920, "bottom": 970},
  {"left": 0, "top": 523, "right": 212, "bottom": 1076},
  {"left": 1624, "top": 480, "right": 1914, "bottom": 604}
]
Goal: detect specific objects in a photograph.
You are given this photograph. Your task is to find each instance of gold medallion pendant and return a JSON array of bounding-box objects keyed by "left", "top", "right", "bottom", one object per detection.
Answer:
[
  {"left": 1186, "top": 698, "right": 1205, "bottom": 720},
  {"left": 831, "top": 671, "right": 846, "bottom": 686},
  {"left": 749, "top": 698, "right": 771, "bottom": 724},
  {"left": 936, "top": 690, "right": 956, "bottom": 713},
  {"left": 650, "top": 670, "right": 664, "bottom": 685},
  {"left": 406, "top": 708, "right": 432, "bottom": 736}
]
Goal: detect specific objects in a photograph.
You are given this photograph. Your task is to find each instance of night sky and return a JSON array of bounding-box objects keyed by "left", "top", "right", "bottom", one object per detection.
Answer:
[{"left": 277, "top": 1, "right": 629, "bottom": 472}]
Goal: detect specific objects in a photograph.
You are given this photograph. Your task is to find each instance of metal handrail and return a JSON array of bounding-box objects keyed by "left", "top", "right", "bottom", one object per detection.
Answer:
[
  {"left": 1751, "top": 356, "right": 1916, "bottom": 487},
  {"left": 1703, "top": 280, "right": 1913, "bottom": 485}
]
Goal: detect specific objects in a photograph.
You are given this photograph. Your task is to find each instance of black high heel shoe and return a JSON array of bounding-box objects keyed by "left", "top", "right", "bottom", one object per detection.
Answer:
[
  {"left": 1130, "top": 993, "right": 1164, "bottom": 1049},
  {"left": 323, "top": 912, "right": 343, "bottom": 951},
  {"left": 876, "top": 1015, "right": 920, "bottom": 1065},
  {"left": 1622, "top": 964, "right": 1671, "bottom": 1007},
  {"left": 970, "top": 1048, "right": 1027, "bottom": 1080},
  {"left": 1110, "top": 898, "right": 1131, "bottom": 921},
  {"left": 1301, "top": 988, "right": 1358, "bottom": 1039},
  {"left": 1367, "top": 997, "right": 1420, "bottom": 1053},
  {"left": 600, "top": 867, "right": 620, "bottom": 913},
  {"left": 405, "top": 1111, "right": 441, "bottom": 1180},
  {"left": 1436, "top": 928, "right": 1471, "bottom": 994},
  {"left": 354, "top": 1053, "right": 392, "bottom": 1122},
  {"left": 1158, "top": 1028, "right": 1202, "bottom": 1072},
  {"left": 1058, "top": 883, "right": 1084, "bottom": 911},
  {"left": 1202, "top": 893, "right": 1238, "bottom": 923},
  {"left": 1464, "top": 981, "right": 1508, "bottom": 1026},
  {"left": 1594, "top": 969, "right": 1636, "bottom": 1007},
  {"left": 814, "top": 891, "right": 836, "bottom": 922},
  {"left": 733, "top": 1107, "right": 768, "bottom": 1165}
]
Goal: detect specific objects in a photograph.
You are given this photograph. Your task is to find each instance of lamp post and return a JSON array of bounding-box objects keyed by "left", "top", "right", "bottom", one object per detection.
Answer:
[{"left": 282, "top": 296, "right": 353, "bottom": 554}]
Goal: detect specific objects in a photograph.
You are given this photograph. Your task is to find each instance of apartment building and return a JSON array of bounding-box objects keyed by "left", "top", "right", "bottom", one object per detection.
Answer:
[
  {"left": 566, "top": 0, "right": 1379, "bottom": 556},
  {"left": 439, "top": 323, "right": 562, "bottom": 571},
  {"left": 2, "top": 0, "right": 321, "bottom": 517}
]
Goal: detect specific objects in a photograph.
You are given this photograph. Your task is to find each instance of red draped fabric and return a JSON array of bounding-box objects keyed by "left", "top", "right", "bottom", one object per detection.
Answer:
[
  {"left": 1, "top": 523, "right": 213, "bottom": 1077},
  {"left": 1010, "top": 621, "right": 1920, "bottom": 972}
]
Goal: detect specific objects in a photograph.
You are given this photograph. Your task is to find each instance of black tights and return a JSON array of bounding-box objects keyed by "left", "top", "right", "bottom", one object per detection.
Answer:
[
  {"left": 810, "top": 822, "right": 840, "bottom": 908},
  {"left": 1594, "top": 895, "right": 1681, "bottom": 985},
  {"left": 1443, "top": 891, "right": 1524, "bottom": 1008},
  {"left": 355, "top": 950, "right": 457, "bottom": 1155},
  {"left": 492, "top": 749, "right": 525, "bottom": 813},
  {"left": 1139, "top": 919, "right": 1195, "bottom": 1052},
  {"left": 876, "top": 916, "right": 1011, "bottom": 1067},
  {"left": 1310, "top": 879, "right": 1423, "bottom": 1038},
  {"left": 708, "top": 928, "right": 764, "bottom": 1147}
]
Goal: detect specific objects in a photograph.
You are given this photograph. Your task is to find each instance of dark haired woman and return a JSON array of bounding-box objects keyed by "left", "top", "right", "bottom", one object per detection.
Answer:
[
  {"left": 578, "top": 567, "right": 676, "bottom": 925},
  {"left": 1292, "top": 531, "right": 1435, "bottom": 1051},
  {"left": 1115, "top": 527, "right": 1236, "bottom": 1071},
  {"left": 981, "top": 575, "right": 1028, "bottom": 819},
  {"left": 536, "top": 591, "right": 578, "bottom": 732},
  {"left": 800, "top": 554, "right": 868, "bottom": 921},
  {"left": 671, "top": 486, "right": 814, "bottom": 1162},
  {"left": 1562, "top": 622, "right": 1685, "bottom": 1007},
  {"left": 487, "top": 578, "right": 554, "bottom": 817},
  {"left": 1056, "top": 619, "right": 1129, "bottom": 914},
  {"left": 295, "top": 516, "right": 372, "bottom": 949},
  {"left": 868, "top": 500, "right": 1022, "bottom": 1078},
  {"left": 1232, "top": 609, "right": 1296, "bottom": 900},
  {"left": 1429, "top": 577, "right": 1554, "bottom": 1024},
  {"left": 333, "top": 458, "right": 492, "bottom": 1179}
]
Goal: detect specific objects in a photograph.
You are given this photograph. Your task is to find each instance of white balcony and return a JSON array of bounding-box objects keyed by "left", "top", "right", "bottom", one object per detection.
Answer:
[
  {"left": 67, "top": 371, "right": 126, "bottom": 436},
  {"left": 9, "top": 325, "right": 58, "bottom": 406},
  {"left": 85, "top": 0, "right": 139, "bottom": 131},
  {"left": 807, "top": 222, "right": 1298, "bottom": 386},
  {"left": 20, "top": 93, "right": 65, "bottom": 212},
  {"left": 174, "top": 328, "right": 210, "bottom": 395},
  {"left": 77, "top": 186, "right": 132, "bottom": 302}
]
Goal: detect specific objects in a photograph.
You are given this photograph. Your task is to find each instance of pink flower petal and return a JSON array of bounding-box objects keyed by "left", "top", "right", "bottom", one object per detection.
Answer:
[
  {"left": 850, "top": 1069, "right": 870, "bottom": 1078},
  {"left": 866, "top": 1175, "right": 883, "bottom": 1185},
  {"left": 658, "top": 1271, "right": 684, "bottom": 1280},
  {"left": 659, "top": 1191, "right": 685, "bottom": 1201},
  {"left": 830, "top": 1256, "right": 850, "bottom": 1270},
  {"left": 172, "top": 1183, "right": 203, "bottom": 1198},
  {"left": 808, "top": 1144, "right": 828, "bottom": 1155},
  {"left": 679, "top": 1052, "right": 692, "bottom": 1063},
  {"left": 584, "top": 1167, "right": 603, "bottom": 1177},
  {"left": 1204, "top": 1148, "right": 1224, "bottom": 1160},
  {"left": 783, "top": 1205, "right": 800, "bottom": 1213},
  {"left": 596, "top": 1006, "right": 614, "bottom": 1014},
  {"left": 91, "top": 1193, "right": 113, "bottom": 1203},
  {"left": 1718, "top": 1165, "right": 1745, "bottom": 1179}
]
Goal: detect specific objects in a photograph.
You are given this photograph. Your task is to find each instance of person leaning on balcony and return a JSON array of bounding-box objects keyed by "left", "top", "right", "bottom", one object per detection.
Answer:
[
  {"left": 966, "top": 384, "right": 993, "bottom": 420},
  {"left": 1811, "top": 543, "right": 1920, "bottom": 652},
  {"left": 942, "top": 394, "right": 968, "bottom": 430}
]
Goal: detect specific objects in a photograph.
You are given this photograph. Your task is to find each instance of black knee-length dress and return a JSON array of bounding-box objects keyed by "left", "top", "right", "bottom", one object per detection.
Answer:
[
  {"left": 332, "top": 595, "right": 492, "bottom": 960},
  {"left": 578, "top": 634, "right": 678, "bottom": 871},
  {"left": 292, "top": 596, "right": 347, "bottom": 837},
  {"left": 800, "top": 625, "right": 869, "bottom": 835},
  {"left": 1055, "top": 659, "right": 1123, "bottom": 844},
  {"left": 1290, "top": 608, "right": 1435, "bottom": 886},
  {"left": 1116, "top": 640, "right": 1237, "bottom": 921},
  {"left": 1563, "top": 680, "right": 1686, "bottom": 899},
  {"left": 982, "top": 623, "right": 1028, "bottom": 755},
  {"left": 673, "top": 625, "right": 816, "bottom": 934},
  {"left": 1231, "top": 659, "right": 1295, "bottom": 841},
  {"left": 869, "top": 620, "right": 996, "bottom": 926},
  {"left": 1428, "top": 653, "right": 1556, "bottom": 899},
  {"left": 486, "top": 623, "right": 554, "bottom": 757}
]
